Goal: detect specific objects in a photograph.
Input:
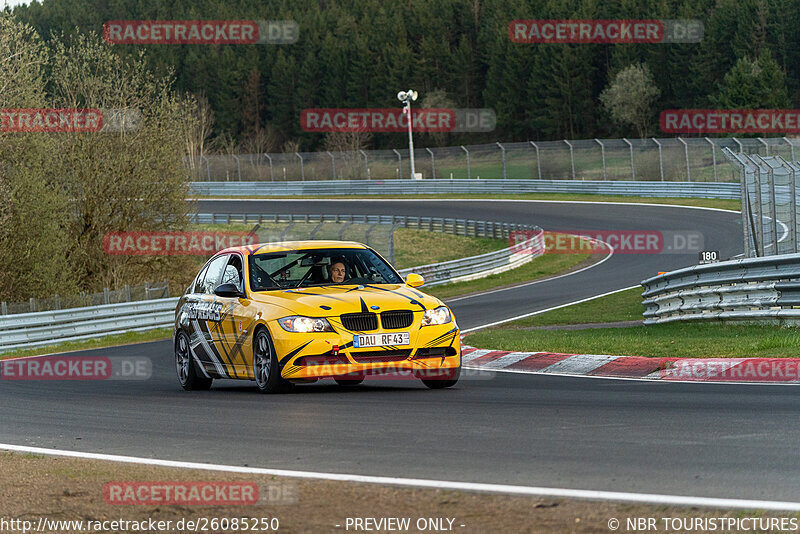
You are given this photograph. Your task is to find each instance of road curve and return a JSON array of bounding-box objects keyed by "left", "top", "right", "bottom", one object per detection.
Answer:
[
  {"left": 196, "top": 199, "right": 743, "bottom": 330},
  {"left": 8, "top": 200, "right": 795, "bottom": 504}
]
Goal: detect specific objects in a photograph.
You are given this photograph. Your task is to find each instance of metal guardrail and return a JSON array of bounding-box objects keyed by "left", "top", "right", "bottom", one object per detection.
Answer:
[
  {"left": 0, "top": 298, "right": 179, "bottom": 352},
  {"left": 641, "top": 253, "right": 800, "bottom": 325},
  {"left": 2, "top": 216, "right": 542, "bottom": 353},
  {"left": 191, "top": 179, "right": 741, "bottom": 199},
  {"left": 192, "top": 212, "right": 535, "bottom": 239},
  {"left": 398, "top": 234, "right": 543, "bottom": 286}
]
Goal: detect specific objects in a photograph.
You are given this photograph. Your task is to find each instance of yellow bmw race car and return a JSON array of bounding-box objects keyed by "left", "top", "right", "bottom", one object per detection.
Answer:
[{"left": 173, "top": 240, "right": 460, "bottom": 393}]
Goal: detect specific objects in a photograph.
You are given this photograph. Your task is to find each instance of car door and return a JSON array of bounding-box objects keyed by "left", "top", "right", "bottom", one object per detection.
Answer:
[
  {"left": 214, "top": 253, "right": 257, "bottom": 379},
  {"left": 191, "top": 254, "right": 229, "bottom": 377}
]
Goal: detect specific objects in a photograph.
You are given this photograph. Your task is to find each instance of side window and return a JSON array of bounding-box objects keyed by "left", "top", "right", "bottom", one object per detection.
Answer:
[
  {"left": 200, "top": 255, "right": 229, "bottom": 294},
  {"left": 221, "top": 255, "right": 244, "bottom": 293},
  {"left": 192, "top": 263, "right": 210, "bottom": 294}
]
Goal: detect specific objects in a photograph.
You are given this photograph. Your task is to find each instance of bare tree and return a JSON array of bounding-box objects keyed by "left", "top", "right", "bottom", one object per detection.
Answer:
[
  {"left": 420, "top": 89, "right": 456, "bottom": 147},
  {"left": 47, "top": 31, "right": 197, "bottom": 291},
  {"left": 182, "top": 93, "right": 214, "bottom": 179},
  {"left": 323, "top": 130, "right": 372, "bottom": 179}
]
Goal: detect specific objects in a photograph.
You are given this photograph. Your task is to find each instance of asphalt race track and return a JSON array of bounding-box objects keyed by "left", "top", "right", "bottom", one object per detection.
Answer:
[{"left": 8, "top": 200, "right": 799, "bottom": 503}]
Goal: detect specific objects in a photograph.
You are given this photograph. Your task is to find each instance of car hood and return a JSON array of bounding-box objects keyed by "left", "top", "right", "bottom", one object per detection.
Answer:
[{"left": 251, "top": 283, "right": 442, "bottom": 317}]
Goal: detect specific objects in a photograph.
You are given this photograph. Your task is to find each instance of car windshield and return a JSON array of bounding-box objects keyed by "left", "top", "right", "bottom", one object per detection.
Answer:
[{"left": 249, "top": 247, "right": 403, "bottom": 291}]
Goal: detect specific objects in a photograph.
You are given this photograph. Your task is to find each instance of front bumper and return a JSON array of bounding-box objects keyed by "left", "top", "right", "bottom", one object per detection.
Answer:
[{"left": 272, "top": 322, "right": 461, "bottom": 380}]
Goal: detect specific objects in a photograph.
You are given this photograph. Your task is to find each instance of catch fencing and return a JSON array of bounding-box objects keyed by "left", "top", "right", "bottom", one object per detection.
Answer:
[
  {"left": 1, "top": 280, "right": 170, "bottom": 316},
  {"left": 185, "top": 137, "right": 800, "bottom": 183},
  {"left": 724, "top": 149, "right": 800, "bottom": 258}
]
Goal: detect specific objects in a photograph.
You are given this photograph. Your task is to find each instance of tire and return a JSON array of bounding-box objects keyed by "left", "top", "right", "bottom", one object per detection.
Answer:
[
  {"left": 175, "top": 331, "right": 212, "bottom": 391},
  {"left": 420, "top": 365, "right": 460, "bottom": 389},
  {"left": 334, "top": 374, "right": 364, "bottom": 386},
  {"left": 253, "top": 327, "right": 293, "bottom": 394}
]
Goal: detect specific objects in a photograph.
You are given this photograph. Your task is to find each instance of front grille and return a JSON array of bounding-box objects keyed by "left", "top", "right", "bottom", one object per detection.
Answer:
[
  {"left": 351, "top": 349, "right": 412, "bottom": 363},
  {"left": 340, "top": 312, "right": 378, "bottom": 332},
  {"left": 294, "top": 354, "right": 349, "bottom": 366},
  {"left": 380, "top": 310, "right": 413, "bottom": 329}
]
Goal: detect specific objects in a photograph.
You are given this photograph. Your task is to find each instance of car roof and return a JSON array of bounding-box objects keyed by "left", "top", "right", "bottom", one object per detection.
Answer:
[{"left": 218, "top": 240, "right": 368, "bottom": 256}]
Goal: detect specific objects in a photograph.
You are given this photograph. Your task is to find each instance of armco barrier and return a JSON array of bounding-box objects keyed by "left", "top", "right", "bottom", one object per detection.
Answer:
[
  {"left": 190, "top": 179, "right": 741, "bottom": 200},
  {"left": 641, "top": 253, "right": 800, "bottom": 325},
  {"left": 0, "top": 298, "right": 179, "bottom": 352},
  {"left": 191, "top": 212, "right": 535, "bottom": 240},
  {"left": 1, "top": 221, "right": 543, "bottom": 353}
]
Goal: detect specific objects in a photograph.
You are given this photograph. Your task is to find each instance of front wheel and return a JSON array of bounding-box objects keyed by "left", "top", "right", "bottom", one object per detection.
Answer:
[
  {"left": 175, "top": 331, "right": 212, "bottom": 391},
  {"left": 253, "top": 328, "right": 293, "bottom": 394},
  {"left": 420, "top": 366, "right": 460, "bottom": 389}
]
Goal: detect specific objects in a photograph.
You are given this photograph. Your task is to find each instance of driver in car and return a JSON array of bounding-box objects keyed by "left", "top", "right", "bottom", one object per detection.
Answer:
[{"left": 329, "top": 260, "right": 347, "bottom": 283}]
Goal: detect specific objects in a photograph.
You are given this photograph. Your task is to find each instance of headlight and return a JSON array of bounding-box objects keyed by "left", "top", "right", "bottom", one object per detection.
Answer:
[
  {"left": 278, "top": 316, "right": 334, "bottom": 333},
  {"left": 421, "top": 306, "right": 451, "bottom": 327}
]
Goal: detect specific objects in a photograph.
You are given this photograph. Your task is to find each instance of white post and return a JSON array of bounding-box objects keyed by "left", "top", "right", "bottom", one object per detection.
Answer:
[
  {"left": 652, "top": 138, "right": 664, "bottom": 181},
  {"left": 263, "top": 153, "right": 274, "bottom": 182},
  {"left": 564, "top": 140, "right": 576, "bottom": 180},
  {"left": 678, "top": 137, "right": 690, "bottom": 182},
  {"left": 327, "top": 151, "right": 336, "bottom": 180},
  {"left": 295, "top": 152, "right": 304, "bottom": 181},
  {"left": 398, "top": 89, "right": 419, "bottom": 179},
  {"left": 733, "top": 137, "right": 743, "bottom": 154},
  {"left": 426, "top": 147, "right": 435, "bottom": 179},
  {"left": 594, "top": 138, "right": 606, "bottom": 180},
  {"left": 704, "top": 138, "right": 717, "bottom": 182},
  {"left": 496, "top": 142, "right": 507, "bottom": 179},
  {"left": 393, "top": 149, "right": 402, "bottom": 179},
  {"left": 530, "top": 141, "right": 542, "bottom": 179},
  {"left": 461, "top": 145, "right": 471, "bottom": 179},
  {"left": 232, "top": 154, "right": 242, "bottom": 181},
  {"left": 359, "top": 149, "right": 369, "bottom": 179},
  {"left": 783, "top": 136, "right": 796, "bottom": 161},
  {"left": 758, "top": 137, "right": 769, "bottom": 156},
  {"left": 623, "top": 138, "right": 635, "bottom": 180},
  {"left": 407, "top": 101, "right": 416, "bottom": 179}
]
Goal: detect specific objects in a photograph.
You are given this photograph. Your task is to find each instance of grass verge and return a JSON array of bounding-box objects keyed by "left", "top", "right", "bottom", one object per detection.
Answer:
[
  {"left": 431, "top": 249, "right": 593, "bottom": 301},
  {"left": 0, "top": 329, "right": 172, "bottom": 360},
  {"left": 197, "top": 193, "right": 741, "bottom": 212},
  {"left": 0, "top": 452, "right": 793, "bottom": 533},
  {"left": 465, "top": 288, "right": 800, "bottom": 358}
]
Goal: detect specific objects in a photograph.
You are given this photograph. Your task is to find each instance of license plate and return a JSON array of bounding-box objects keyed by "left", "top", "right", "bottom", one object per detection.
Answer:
[{"left": 353, "top": 332, "right": 410, "bottom": 348}]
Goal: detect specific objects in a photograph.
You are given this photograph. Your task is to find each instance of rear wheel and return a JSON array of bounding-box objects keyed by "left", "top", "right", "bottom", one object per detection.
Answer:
[
  {"left": 253, "top": 328, "right": 293, "bottom": 394},
  {"left": 175, "top": 331, "right": 212, "bottom": 391},
  {"left": 420, "top": 366, "right": 460, "bottom": 389}
]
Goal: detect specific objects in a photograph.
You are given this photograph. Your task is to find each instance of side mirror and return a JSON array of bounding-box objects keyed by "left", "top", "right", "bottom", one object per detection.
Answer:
[
  {"left": 405, "top": 273, "right": 424, "bottom": 288},
  {"left": 214, "top": 283, "right": 243, "bottom": 298}
]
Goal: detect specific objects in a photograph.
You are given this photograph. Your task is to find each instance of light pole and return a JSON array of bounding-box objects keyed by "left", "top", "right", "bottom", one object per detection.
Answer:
[{"left": 397, "top": 89, "right": 419, "bottom": 179}]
